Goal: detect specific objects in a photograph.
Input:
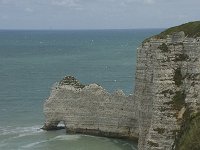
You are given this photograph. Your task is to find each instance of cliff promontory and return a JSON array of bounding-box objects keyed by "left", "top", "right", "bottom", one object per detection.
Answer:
[
  {"left": 43, "top": 21, "right": 200, "bottom": 150},
  {"left": 135, "top": 21, "right": 200, "bottom": 149},
  {"left": 43, "top": 76, "right": 138, "bottom": 139}
]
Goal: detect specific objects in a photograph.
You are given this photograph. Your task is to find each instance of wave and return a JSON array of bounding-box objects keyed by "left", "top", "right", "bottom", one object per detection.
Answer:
[
  {"left": 21, "top": 140, "right": 48, "bottom": 148},
  {"left": 20, "top": 135, "right": 81, "bottom": 149},
  {"left": 131, "top": 145, "right": 138, "bottom": 150},
  {"left": 0, "top": 125, "right": 137, "bottom": 150},
  {"left": 123, "top": 142, "right": 137, "bottom": 150},
  {"left": 0, "top": 125, "right": 44, "bottom": 148},
  {"left": 52, "top": 134, "right": 81, "bottom": 141},
  {"left": 0, "top": 125, "right": 43, "bottom": 136}
]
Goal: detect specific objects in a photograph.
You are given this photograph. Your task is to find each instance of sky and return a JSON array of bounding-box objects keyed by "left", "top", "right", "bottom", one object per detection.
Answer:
[{"left": 0, "top": 0, "right": 199, "bottom": 29}]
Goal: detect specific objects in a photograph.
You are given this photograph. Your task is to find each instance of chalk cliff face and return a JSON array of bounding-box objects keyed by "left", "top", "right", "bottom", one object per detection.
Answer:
[
  {"left": 43, "top": 21, "right": 200, "bottom": 150},
  {"left": 43, "top": 76, "right": 138, "bottom": 139},
  {"left": 135, "top": 31, "right": 200, "bottom": 149}
]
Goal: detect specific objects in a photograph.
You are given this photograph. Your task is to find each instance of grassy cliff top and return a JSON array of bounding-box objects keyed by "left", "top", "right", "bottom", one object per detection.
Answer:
[
  {"left": 144, "top": 21, "right": 200, "bottom": 43},
  {"left": 157, "top": 21, "right": 200, "bottom": 38}
]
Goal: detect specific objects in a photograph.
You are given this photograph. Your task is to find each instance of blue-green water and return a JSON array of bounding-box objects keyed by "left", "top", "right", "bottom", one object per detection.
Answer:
[{"left": 0, "top": 29, "right": 162, "bottom": 150}]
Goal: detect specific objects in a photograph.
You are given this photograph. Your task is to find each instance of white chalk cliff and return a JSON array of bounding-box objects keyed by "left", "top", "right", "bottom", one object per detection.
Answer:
[
  {"left": 43, "top": 21, "right": 200, "bottom": 150},
  {"left": 43, "top": 76, "right": 138, "bottom": 139}
]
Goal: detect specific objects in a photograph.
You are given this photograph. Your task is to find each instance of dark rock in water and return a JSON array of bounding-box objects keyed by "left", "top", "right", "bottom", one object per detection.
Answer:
[
  {"left": 42, "top": 119, "right": 65, "bottom": 130},
  {"left": 41, "top": 123, "right": 65, "bottom": 130}
]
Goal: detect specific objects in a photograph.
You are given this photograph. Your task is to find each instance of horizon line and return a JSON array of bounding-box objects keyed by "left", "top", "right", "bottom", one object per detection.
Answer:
[{"left": 0, "top": 28, "right": 165, "bottom": 31}]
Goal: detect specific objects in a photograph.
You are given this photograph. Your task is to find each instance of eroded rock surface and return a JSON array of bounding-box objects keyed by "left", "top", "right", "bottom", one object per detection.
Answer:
[
  {"left": 43, "top": 76, "right": 138, "bottom": 139},
  {"left": 135, "top": 31, "right": 200, "bottom": 149},
  {"left": 43, "top": 21, "right": 200, "bottom": 150}
]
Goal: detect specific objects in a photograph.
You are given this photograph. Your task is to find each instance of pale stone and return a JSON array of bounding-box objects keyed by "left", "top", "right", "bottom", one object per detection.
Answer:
[{"left": 43, "top": 31, "right": 200, "bottom": 150}]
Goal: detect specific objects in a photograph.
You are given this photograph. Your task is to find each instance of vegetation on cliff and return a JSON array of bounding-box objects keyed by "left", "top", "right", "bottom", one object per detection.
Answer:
[
  {"left": 176, "top": 112, "right": 200, "bottom": 150},
  {"left": 174, "top": 54, "right": 189, "bottom": 62},
  {"left": 157, "top": 21, "right": 200, "bottom": 38},
  {"left": 158, "top": 43, "right": 169, "bottom": 52},
  {"left": 143, "top": 21, "right": 200, "bottom": 43},
  {"left": 173, "top": 67, "right": 183, "bottom": 87}
]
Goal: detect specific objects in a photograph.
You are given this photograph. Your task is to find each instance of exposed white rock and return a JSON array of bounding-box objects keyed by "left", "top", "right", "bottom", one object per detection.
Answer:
[
  {"left": 135, "top": 32, "right": 200, "bottom": 149},
  {"left": 43, "top": 30, "right": 200, "bottom": 150},
  {"left": 43, "top": 76, "right": 138, "bottom": 139}
]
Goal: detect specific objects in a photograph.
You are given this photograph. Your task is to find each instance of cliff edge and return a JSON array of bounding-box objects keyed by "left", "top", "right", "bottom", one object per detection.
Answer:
[
  {"left": 43, "top": 76, "right": 138, "bottom": 139},
  {"left": 43, "top": 21, "right": 200, "bottom": 150},
  {"left": 135, "top": 21, "right": 200, "bottom": 149}
]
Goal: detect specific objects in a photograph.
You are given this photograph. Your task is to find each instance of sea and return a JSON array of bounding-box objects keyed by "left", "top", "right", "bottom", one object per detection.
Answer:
[{"left": 0, "top": 29, "right": 162, "bottom": 150}]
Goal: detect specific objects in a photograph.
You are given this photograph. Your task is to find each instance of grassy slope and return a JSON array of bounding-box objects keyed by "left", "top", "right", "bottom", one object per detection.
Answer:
[
  {"left": 156, "top": 21, "right": 200, "bottom": 38},
  {"left": 176, "top": 113, "right": 200, "bottom": 150},
  {"left": 143, "top": 21, "right": 200, "bottom": 43}
]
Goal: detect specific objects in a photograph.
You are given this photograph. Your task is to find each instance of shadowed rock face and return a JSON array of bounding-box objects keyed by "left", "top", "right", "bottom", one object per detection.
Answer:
[
  {"left": 135, "top": 31, "right": 200, "bottom": 149},
  {"left": 43, "top": 76, "right": 138, "bottom": 140}
]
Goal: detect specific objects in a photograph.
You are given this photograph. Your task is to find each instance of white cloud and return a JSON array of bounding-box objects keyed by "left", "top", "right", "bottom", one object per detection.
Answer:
[
  {"left": 103, "top": 0, "right": 157, "bottom": 6},
  {"left": 0, "top": 0, "right": 199, "bottom": 29},
  {"left": 51, "top": 0, "right": 81, "bottom": 8}
]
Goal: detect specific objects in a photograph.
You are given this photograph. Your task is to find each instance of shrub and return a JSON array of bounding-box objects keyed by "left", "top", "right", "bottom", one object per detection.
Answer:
[
  {"left": 164, "top": 91, "right": 186, "bottom": 111},
  {"left": 158, "top": 43, "right": 169, "bottom": 52},
  {"left": 172, "top": 91, "right": 186, "bottom": 110},
  {"left": 176, "top": 112, "right": 200, "bottom": 150},
  {"left": 173, "top": 67, "right": 183, "bottom": 87}
]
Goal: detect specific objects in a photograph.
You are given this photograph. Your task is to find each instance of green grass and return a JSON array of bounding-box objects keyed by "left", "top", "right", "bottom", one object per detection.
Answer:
[
  {"left": 157, "top": 21, "right": 200, "bottom": 39},
  {"left": 172, "top": 91, "right": 186, "bottom": 110},
  {"left": 143, "top": 21, "right": 200, "bottom": 43},
  {"left": 176, "top": 112, "right": 200, "bottom": 150},
  {"left": 164, "top": 91, "right": 186, "bottom": 111}
]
